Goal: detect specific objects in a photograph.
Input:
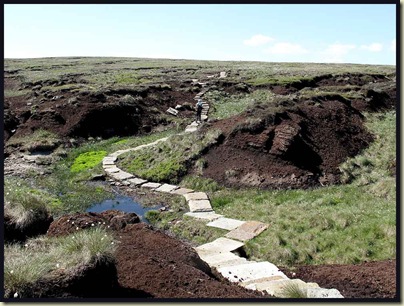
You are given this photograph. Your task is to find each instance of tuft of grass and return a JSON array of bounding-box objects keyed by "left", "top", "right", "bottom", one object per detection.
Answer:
[
  {"left": 279, "top": 282, "right": 308, "bottom": 298},
  {"left": 180, "top": 175, "right": 222, "bottom": 193},
  {"left": 4, "top": 227, "right": 116, "bottom": 298},
  {"left": 4, "top": 178, "right": 56, "bottom": 228},
  {"left": 7, "top": 129, "right": 61, "bottom": 152}
]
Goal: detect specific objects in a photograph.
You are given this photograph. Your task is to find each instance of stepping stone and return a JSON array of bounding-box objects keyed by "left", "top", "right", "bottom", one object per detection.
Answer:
[
  {"left": 185, "top": 126, "right": 198, "bottom": 133},
  {"left": 199, "top": 252, "right": 250, "bottom": 269},
  {"left": 241, "top": 275, "right": 288, "bottom": 287},
  {"left": 155, "top": 184, "right": 179, "bottom": 193},
  {"left": 184, "top": 212, "right": 222, "bottom": 221},
  {"left": 306, "top": 288, "right": 344, "bottom": 298},
  {"left": 184, "top": 192, "right": 208, "bottom": 201},
  {"left": 104, "top": 166, "right": 120, "bottom": 173},
  {"left": 190, "top": 121, "right": 199, "bottom": 127},
  {"left": 128, "top": 177, "right": 147, "bottom": 186},
  {"left": 219, "top": 71, "right": 227, "bottom": 78},
  {"left": 171, "top": 188, "right": 194, "bottom": 195},
  {"left": 201, "top": 115, "right": 208, "bottom": 121},
  {"left": 195, "top": 237, "right": 244, "bottom": 254},
  {"left": 225, "top": 221, "right": 269, "bottom": 241},
  {"left": 207, "top": 217, "right": 246, "bottom": 231},
  {"left": 110, "top": 171, "right": 134, "bottom": 181},
  {"left": 167, "top": 107, "right": 178, "bottom": 116},
  {"left": 141, "top": 182, "right": 161, "bottom": 189},
  {"left": 254, "top": 278, "right": 318, "bottom": 296},
  {"left": 188, "top": 200, "right": 213, "bottom": 212},
  {"left": 217, "top": 262, "right": 288, "bottom": 284}
]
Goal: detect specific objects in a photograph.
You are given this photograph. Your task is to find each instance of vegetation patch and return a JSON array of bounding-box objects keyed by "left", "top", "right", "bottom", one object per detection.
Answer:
[
  {"left": 4, "top": 228, "right": 116, "bottom": 298},
  {"left": 70, "top": 151, "right": 107, "bottom": 173},
  {"left": 7, "top": 129, "right": 61, "bottom": 152},
  {"left": 118, "top": 129, "right": 223, "bottom": 183}
]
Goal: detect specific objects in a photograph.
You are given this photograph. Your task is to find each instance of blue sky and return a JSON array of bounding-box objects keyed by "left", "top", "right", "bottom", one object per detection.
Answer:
[{"left": 4, "top": 4, "right": 397, "bottom": 65}]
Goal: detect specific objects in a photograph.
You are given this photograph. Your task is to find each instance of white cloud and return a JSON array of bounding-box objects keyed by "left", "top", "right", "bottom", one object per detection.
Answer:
[
  {"left": 360, "top": 43, "right": 383, "bottom": 52},
  {"left": 264, "top": 42, "right": 308, "bottom": 55},
  {"left": 243, "top": 34, "right": 274, "bottom": 47},
  {"left": 321, "top": 43, "right": 356, "bottom": 63},
  {"left": 391, "top": 39, "right": 396, "bottom": 52}
]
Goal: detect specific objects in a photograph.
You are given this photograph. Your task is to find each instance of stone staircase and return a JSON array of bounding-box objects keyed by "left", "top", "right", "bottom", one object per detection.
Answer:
[{"left": 101, "top": 73, "right": 344, "bottom": 298}]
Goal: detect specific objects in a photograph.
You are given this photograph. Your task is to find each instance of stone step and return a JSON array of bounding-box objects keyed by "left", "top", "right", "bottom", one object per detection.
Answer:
[
  {"left": 195, "top": 237, "right": 244, "bottom": 255},
  {"left": 104, "top": 166, "right": 120, "bottom": 173},
  {"left": 201, "top": 115, "right": 208, "bottom": 121},
  {"left": 250, "top": 278, "right": 319, "bottom": 296},
  {"left": 225, "top": 221, "right": 269, "bottom": 242},
  {"left": 184, "top": 192, "right": 209, "bottom": 201},
  {"left": 128, "top": 177, "right": 147, "bottom": 186},
  {"left": 141, "top": 182, "right": 162, "bottom": 189},
  {"left": 184, "top": 211, "right": 222, "bottom": 221},
  {"left": 306, "top": 288, "right": 344, "bottom": 298},
  {"left": 188, "top": 199, "right": 213, "bottom": 212},
  {"left": 109, "top": 171, "right": 134, "bottom": 181},
  {"left": 170, "top": 187, "right": 194, "bottom": 195},
  {"left": 217, "top": 262, "right": 288, "bottom": 284},
  {"left": 207, "top": 217, "right": 246, "bottom": 231},
  {"left": 198, "top": 252, "right": 251, "bottom": 269},
  {"left": 185, "top": 126, "right": 198, "bottom": 133},
  {"left": 155, "top": 183, "right": 179, "bottom": 193}
]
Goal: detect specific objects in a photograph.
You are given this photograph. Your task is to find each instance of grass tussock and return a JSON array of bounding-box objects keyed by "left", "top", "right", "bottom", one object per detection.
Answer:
[
  {"left": 4, "top": 228, "right": 116, "bottom": 298},
  {"left": 7, "top": 129, "right": 61, "bottom": 152}
]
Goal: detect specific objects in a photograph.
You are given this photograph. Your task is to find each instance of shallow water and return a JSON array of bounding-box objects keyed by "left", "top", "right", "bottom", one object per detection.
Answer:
[{"left": 87, "top": 195, "right": 161, "bottom": 223}]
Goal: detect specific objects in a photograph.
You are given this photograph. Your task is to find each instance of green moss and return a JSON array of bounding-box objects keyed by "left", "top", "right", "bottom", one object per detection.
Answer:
[{"left": 70, "top": 151, "right": 107, "bottom": 173}]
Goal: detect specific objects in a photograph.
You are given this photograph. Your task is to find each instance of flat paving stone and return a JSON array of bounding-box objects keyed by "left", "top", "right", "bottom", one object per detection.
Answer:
[
  {"left": 128, "top": 178, "right": 147, "bottom": 186},
  {"left": 184, "top": 192, "right": 209, "bottom": 201},
  {"left": 184, "top": 212, "right": 222, "bottom": 221},
  {"left": 103, "top": 160, "right": 116, "bottom": 165},
  {"left": 110, "top": 171, "right": 134, "bottom": 181},
  {"left": 225, "top": 221, "right": 269, "bottom": 241},
  {"left": 217, "top": 262, "right": 288, "bottom": 284},
  {"left": 198, "top": 252, "right": 251, "bottom": 269},
  {"left": 207, "top": 218, "right": 246, "bottom": 231},
  {"left": 195, "top": 237, "right": 244, "bottom": 254},
  {"left": 307, "top": 288, "right": 344, "bottom": 298},
  {"left": 241, "top": 275, "right": 287, "bottom": 287},
  {"left": 254, "top": 278, "right": 318, "bottom": 296},
  {"left": 170, "top": 188, "right": 194, "bottom": 195},
  {"left": 155, "top": 184, "right": 179, "bottom": 193},
  {"left": 104, "top": 166, "right": 120, "bottom": 173},
  {"left": 141, "top": 182, "right": 161, "bottom": 189},
  {"left": 188, "top": 199, "right": 213, "bottom": 212},
  {"left": 185, "top": 126, "right": 198, "bottom": 133}
]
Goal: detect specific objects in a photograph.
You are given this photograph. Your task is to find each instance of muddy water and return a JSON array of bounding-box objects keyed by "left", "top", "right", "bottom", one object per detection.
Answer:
[{"left": 87, "top": 195, "right": 161, "bottom": 223}]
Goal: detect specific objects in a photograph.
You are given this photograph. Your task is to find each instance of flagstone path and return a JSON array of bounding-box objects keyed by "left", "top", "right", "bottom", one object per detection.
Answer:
[{"left": 102, "top": 74, "right": 344, "bottom": 298}]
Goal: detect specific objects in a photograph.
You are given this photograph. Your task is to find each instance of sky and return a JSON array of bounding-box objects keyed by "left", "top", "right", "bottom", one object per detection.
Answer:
[{"left": 4, "top": 4, "right": 397, "bottom": 65}]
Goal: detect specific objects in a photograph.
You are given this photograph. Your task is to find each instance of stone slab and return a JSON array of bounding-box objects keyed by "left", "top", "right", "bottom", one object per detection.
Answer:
[
  {"left": 141, "top": 182, "right": 161, "bottom": 189},
  {"left": 184, "top": 192, "right": 209, "bottom": 201},
  {"left": 207, "top": 218, "right": 246, "bottom": 231},
  {"left": 195, "top": 237, "right": 244, "bottom": 254},
  {"left": 104, "top": 166, "right": 120, "bottom": 173},
  {"left": 307, "top": 288, "right": 344, "bottom": 298},
  {"left": 201, "top": 115, "right": 208, "bottom": 121},
  {"left": 109, "top": 171, "right": 134, "bottom": 181},
  {"left": 198, "top": 252, "right": 251, "bottom": 269},
  {"left": 217, "top": 262, "right": 288, "bottom": 284},
  {"left": 184, "top": 212, "right": 222, "bottom": 221},
  {"left": 155, "top": 184, "right": 179, "bottom": 193},
  {"left": 241, "top": 275, "right": 288, "bottom": 287},
  {"left": 185, "top": 126, "right": 198, "bottom": 133},
  {"left": 170, "top": 188, "right": 194, "bottom": 195},
  {"left": 103, "top": 160, "right": 116, "bottom": 166},
  {"left": 225, "top": 221, "right": 269, "bottom": 241},
  {"left": 128, "top": 178, "right": 147, "bottom": 186},
  {"left": 255, "top": 278, "right": 318, "bottom": 296},
  {"left": 188, "top": 199, "right": 213, "bottom": 212}
]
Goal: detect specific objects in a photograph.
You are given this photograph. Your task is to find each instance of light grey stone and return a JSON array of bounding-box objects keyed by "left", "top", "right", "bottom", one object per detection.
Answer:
[
  {"left": 184, "top": 212, "right": 222, "bottom": 221},
  {"left": 167, "top": 107, "right": 178, "bottom": 116},
  {"left": 128, "top": 178, "right": 147, "bottom": 186},
  {"left": 217, "top": 262, "right": 288, "bottom": 284},
  {"left": 141, "top": 182, "right": 161, "bottom": 189},
  {"left": 207, "top": 218, "right": 246, "bottom": 231},
  {"left": 306, "top": 288, "right": 344, "bottom": 298},
  {"left": 184, "top": 192, "right": 209, "bottom": 201},
  {"left": 155, "top": 184, "right": 179, "bottom": 193},
  {"left": 225, "top": 221, "right": 269, "bottom": 241},
  {"left": 104, "top": 166, "right": 120, "bottom": 173},
  {"left": 188, "top": 199, "right": 212, "bottom": 212},
  {"left": 170, "top": 188, "right": 194, "bottom": 195},
  {"left": 195, "top": 237, "right": 244, "bottom": 254},
  {"left": 109, "top": 171, "right": 134, "bottom": 181}
]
